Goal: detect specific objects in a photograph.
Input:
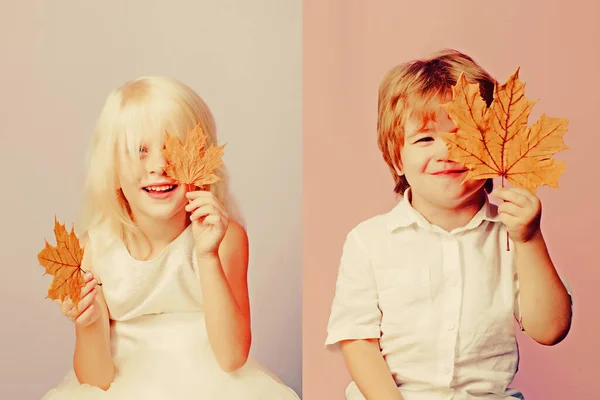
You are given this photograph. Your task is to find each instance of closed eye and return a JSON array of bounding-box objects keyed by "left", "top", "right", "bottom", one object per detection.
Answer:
[{"left": 415, "top": 137, "right": 434, "bottom": 143}]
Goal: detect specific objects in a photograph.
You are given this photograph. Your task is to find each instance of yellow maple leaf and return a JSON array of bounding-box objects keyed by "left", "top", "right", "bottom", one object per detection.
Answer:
[
  {"left": 162, "top": 123, "right": 226, "bottom": 189},
  {"left": 439, "top": 68, "right": 569, "bottom": 194},
  {"left": 37, "top": 218, "right": 86, "bottom": 309}
]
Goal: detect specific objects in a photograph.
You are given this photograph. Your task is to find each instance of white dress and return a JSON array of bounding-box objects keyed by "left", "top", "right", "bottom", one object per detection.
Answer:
[{"left": 42, "top": 225, "right": 300, "bottom": 400}]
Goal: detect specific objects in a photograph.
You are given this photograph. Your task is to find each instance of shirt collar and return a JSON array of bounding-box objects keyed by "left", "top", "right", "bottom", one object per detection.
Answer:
[{"left": 385, "top": 187, "right": 500, "bottom": 234}]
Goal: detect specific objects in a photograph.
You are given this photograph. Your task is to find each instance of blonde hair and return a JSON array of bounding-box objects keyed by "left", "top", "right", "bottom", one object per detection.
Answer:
[
  {"left": 377, "top": 49, "right": 496, "bottom": 195},
  {"left": 78, "top": 76, "right": 238, "bottom": 246}
]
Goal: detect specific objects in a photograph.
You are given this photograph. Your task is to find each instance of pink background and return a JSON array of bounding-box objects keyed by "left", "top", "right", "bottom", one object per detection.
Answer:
[
  {"left": 303, "top": 0, "right": 599, "bottom": 399},
  {"left": 0, "top": 1, "right": 301, "bottom": 398}
]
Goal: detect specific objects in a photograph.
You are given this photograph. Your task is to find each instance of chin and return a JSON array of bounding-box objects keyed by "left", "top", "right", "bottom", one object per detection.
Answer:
[
  {"left": 428, "top": 183, "right": 485, "bottom": 208},
  {"left": 136, "top": 200, "right": 188, "bottom": 223},
  {"left": 451, "top": 185, "right": 486, "bottom": 206},
  {"left": 143, "top": 208, "right": 187, "bottom": 223}
]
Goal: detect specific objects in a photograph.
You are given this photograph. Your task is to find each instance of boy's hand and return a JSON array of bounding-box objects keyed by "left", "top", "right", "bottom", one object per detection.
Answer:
[{"left": 491, "top": 187, "right": 542, "bottom": 244}]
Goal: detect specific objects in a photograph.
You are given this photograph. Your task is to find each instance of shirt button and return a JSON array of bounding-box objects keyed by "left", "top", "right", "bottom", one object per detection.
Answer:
[{"left": 448, "top": 323, "right": 455, "bottom": 331}]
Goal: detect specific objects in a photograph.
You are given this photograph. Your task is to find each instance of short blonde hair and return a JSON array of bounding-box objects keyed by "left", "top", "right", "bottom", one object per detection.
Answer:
[
  {"left": 377, "top": 49, "right": 496, "bottom": 194},
  {"left": 78, "top": 76, "right": 228, "bottom": 245}
]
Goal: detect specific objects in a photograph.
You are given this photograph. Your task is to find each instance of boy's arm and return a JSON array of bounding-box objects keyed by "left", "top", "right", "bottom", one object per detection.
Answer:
[
  {"left": 341, "top": 339, "right": 404, "bottom": 400},
  {"left": 326, "top": 229, "right": 399, "bottom": 398},
  {"left": 514, "top": 230, "right": 572, "bottom": 345},
  {"left": 492, "top": 188, "right": 572, "bottom": 345}
]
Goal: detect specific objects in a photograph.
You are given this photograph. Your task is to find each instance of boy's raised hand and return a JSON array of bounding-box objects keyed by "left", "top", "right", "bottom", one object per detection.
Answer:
[{"left": 492, "top": 187, "right": 542, "bottom": 244}]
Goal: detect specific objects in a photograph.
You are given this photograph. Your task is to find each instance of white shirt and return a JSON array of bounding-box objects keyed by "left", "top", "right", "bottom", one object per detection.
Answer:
[{"left": 326, "top": 189, "right": 571, "bottom": 400}]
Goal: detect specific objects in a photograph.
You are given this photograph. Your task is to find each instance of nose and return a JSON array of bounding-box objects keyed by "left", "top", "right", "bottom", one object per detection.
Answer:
[
  {"left": 146, "top": 149, "right": 166, "bottom": 174},
  {"left": 433, "top": 137, "right": 450, "bottom": 161}
]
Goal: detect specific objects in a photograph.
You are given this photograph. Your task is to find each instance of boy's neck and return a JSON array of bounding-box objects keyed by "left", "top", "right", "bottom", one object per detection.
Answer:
[
  {"left": 409, "top": 189, "right": 486, "bottom": 232},
  {"left": 127, "top": 210, "right": 189, "bottom": 260}
]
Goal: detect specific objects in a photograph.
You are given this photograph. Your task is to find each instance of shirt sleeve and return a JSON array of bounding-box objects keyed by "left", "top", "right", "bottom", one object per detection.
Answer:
[
  {"left": 325, "top": 229, "right": 382, "bottom": 348},
  {"left": 514, "top": 272, "right": 574, "bottom": 332}
]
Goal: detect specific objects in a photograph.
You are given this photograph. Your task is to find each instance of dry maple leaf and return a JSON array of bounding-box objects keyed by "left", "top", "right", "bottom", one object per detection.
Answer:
[
  {"left": 162, "top": 123, "right": 226, "bottom": 189},
  {"left": 439, "top": 68, "right": 569, "bottom": 194},
  {"left": 37, "top": 217, "right": 86, "bottom": 309}
]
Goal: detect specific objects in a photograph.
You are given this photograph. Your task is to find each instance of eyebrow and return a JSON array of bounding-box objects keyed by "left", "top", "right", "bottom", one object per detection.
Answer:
[{"left": 407, "top": 126, "right": 433, "bottom": 138}]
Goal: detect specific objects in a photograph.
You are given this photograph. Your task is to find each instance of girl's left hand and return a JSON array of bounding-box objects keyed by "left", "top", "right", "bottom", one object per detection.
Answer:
[
  {"left": 185, "top": 189, "right": 229, "bottom": 258},
  {"left": 491, "top": 187, "right": 542, "bottom": 243}
]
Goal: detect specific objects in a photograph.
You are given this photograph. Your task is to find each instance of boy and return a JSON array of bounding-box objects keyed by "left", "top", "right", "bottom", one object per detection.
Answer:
[{"left": 325, "top": 49, "right": 572, "bottom": 400}]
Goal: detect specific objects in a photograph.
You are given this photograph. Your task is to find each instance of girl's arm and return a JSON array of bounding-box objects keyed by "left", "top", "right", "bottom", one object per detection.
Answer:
[
  {"left": 69, "top": 239, "right": 115, "bottom": 390},
  {"left": 73, "top": 289, "right": 114, "bottom": 389},
  {"left": 341, "top": 339, "right": 404, "bottom": 400},
  {"left": 196, "top": 220, "right": 251, "bottom": 372}
]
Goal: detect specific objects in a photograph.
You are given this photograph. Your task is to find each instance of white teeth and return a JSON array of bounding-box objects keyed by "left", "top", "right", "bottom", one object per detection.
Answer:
[{"left": 146, "top": 185, "right": 174, "bottom": 192}]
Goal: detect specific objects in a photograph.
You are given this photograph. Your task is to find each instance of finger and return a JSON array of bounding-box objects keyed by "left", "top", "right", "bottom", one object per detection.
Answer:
[
  {"left": 80, "top": 278, "right": 98, "bottom": 297},
  {"left": 512, "top": 187, "right": 541, "bottom": 208},
  {"left": 184, "top": 198, "right": 214, "bottom": 213},
  {"left": 185, "top": 191, "right": 226, "bottom": 212},
  {"left": 190, "top": 205, "right": 216, "bottom": 222},
  {"left": 202, "top": 215, "right": 221, "bottom": 226},
  {"left": 60, "top": 297, "right": 74, "bottom": 315},
  {"left": 82, "top": 271, "right": 94, "bottom": 282},
  {"left": 497, "top": 212, "right": 520, "bottom": 228},
  {"left": 185, "top": 190, "right": 213, "bottom": 200},
  {"left": 69, "top": 289, "right": 97, "bottom": 319},
  {"left": 491, "top": 188, "right": 529, "bottom": 207},
  {"left": 185, "top": 196, "right": 226, "bottom": 215},
  {"left": 498, "top": 201, "right": 523, "bottom": 218},
  {"left": 75, "top": 304, "right": 96, "bottom": 326}
]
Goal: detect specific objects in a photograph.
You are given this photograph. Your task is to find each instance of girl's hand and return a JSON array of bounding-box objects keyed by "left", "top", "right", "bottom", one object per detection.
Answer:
[
  {"left": 185, "top": 189, "right": 229, "bottom": 258},
  {"left": 492, "top": 187, "right": 542, "bottom": 244},
  {"left": 58, "top": 271, "right": 103, "bottom": 327}
]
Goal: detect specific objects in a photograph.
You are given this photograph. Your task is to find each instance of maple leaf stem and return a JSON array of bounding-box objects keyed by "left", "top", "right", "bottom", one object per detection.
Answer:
[{"left": 501, "top": 175, "right": 510, "bottom": 252}]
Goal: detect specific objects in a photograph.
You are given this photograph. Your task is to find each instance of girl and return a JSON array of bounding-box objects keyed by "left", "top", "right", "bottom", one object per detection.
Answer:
[{"left": 42, "top": 76, "right": 300, "bottom": 399}]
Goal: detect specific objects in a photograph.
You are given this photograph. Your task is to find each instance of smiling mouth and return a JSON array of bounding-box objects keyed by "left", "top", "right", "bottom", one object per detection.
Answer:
[
  {"left": 432, "top": 170, "right": 468, "bottom": 175},
  {"left": 142, "top": 184, "right": 178, "bottom": 193}
]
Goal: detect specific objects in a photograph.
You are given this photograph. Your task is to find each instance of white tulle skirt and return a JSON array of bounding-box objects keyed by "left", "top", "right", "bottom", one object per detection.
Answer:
[{"left": 42, "top": 312, "right": 299, "bottom": 400}]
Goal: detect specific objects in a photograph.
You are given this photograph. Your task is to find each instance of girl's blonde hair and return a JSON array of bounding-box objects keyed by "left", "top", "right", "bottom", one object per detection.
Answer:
[
  {"left": 78, "top": 76, "right": 238, "bottom": 246},
  {"left": 377, "top": 49, "right": 496, "bottom": 195}
]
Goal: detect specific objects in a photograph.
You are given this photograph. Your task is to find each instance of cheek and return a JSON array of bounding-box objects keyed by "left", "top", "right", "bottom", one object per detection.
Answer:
[
  {"left": 175, "top": 186, "right": 188, "bottom": 202},
  {"left": 118, "top": 170, "right": 141, "bottom": 194},
  {"left": 120, "top": 160, "right": 142, "bottom": 182},
  {"left": 118, "top": 156, "right": 144, "bottom": 181},
  {"left": 400, "top": 149, "right": 430, "bottom": 173},
  {"left": 464, "top": 179, "right": 486, "bottom": 193}
]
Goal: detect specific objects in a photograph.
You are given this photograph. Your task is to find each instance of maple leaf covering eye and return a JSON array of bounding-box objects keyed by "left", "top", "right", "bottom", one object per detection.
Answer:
[
  {"left": 438, "top": 69, "right": 568, "bottom": 251},
  {"left": 438, "top": 69, "right": 568, "bottom": 194},
  {"left": 162, "top": 123, "right": 226, "bottom": 188}
]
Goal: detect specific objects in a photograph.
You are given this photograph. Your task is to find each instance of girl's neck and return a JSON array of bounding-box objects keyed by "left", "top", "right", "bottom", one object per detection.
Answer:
[
  {"left": 127, "top": 210, "right": 189, "bottom": 260},
  {"left": 410, "top": 189, "right": 486, "bottom": 232}
]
